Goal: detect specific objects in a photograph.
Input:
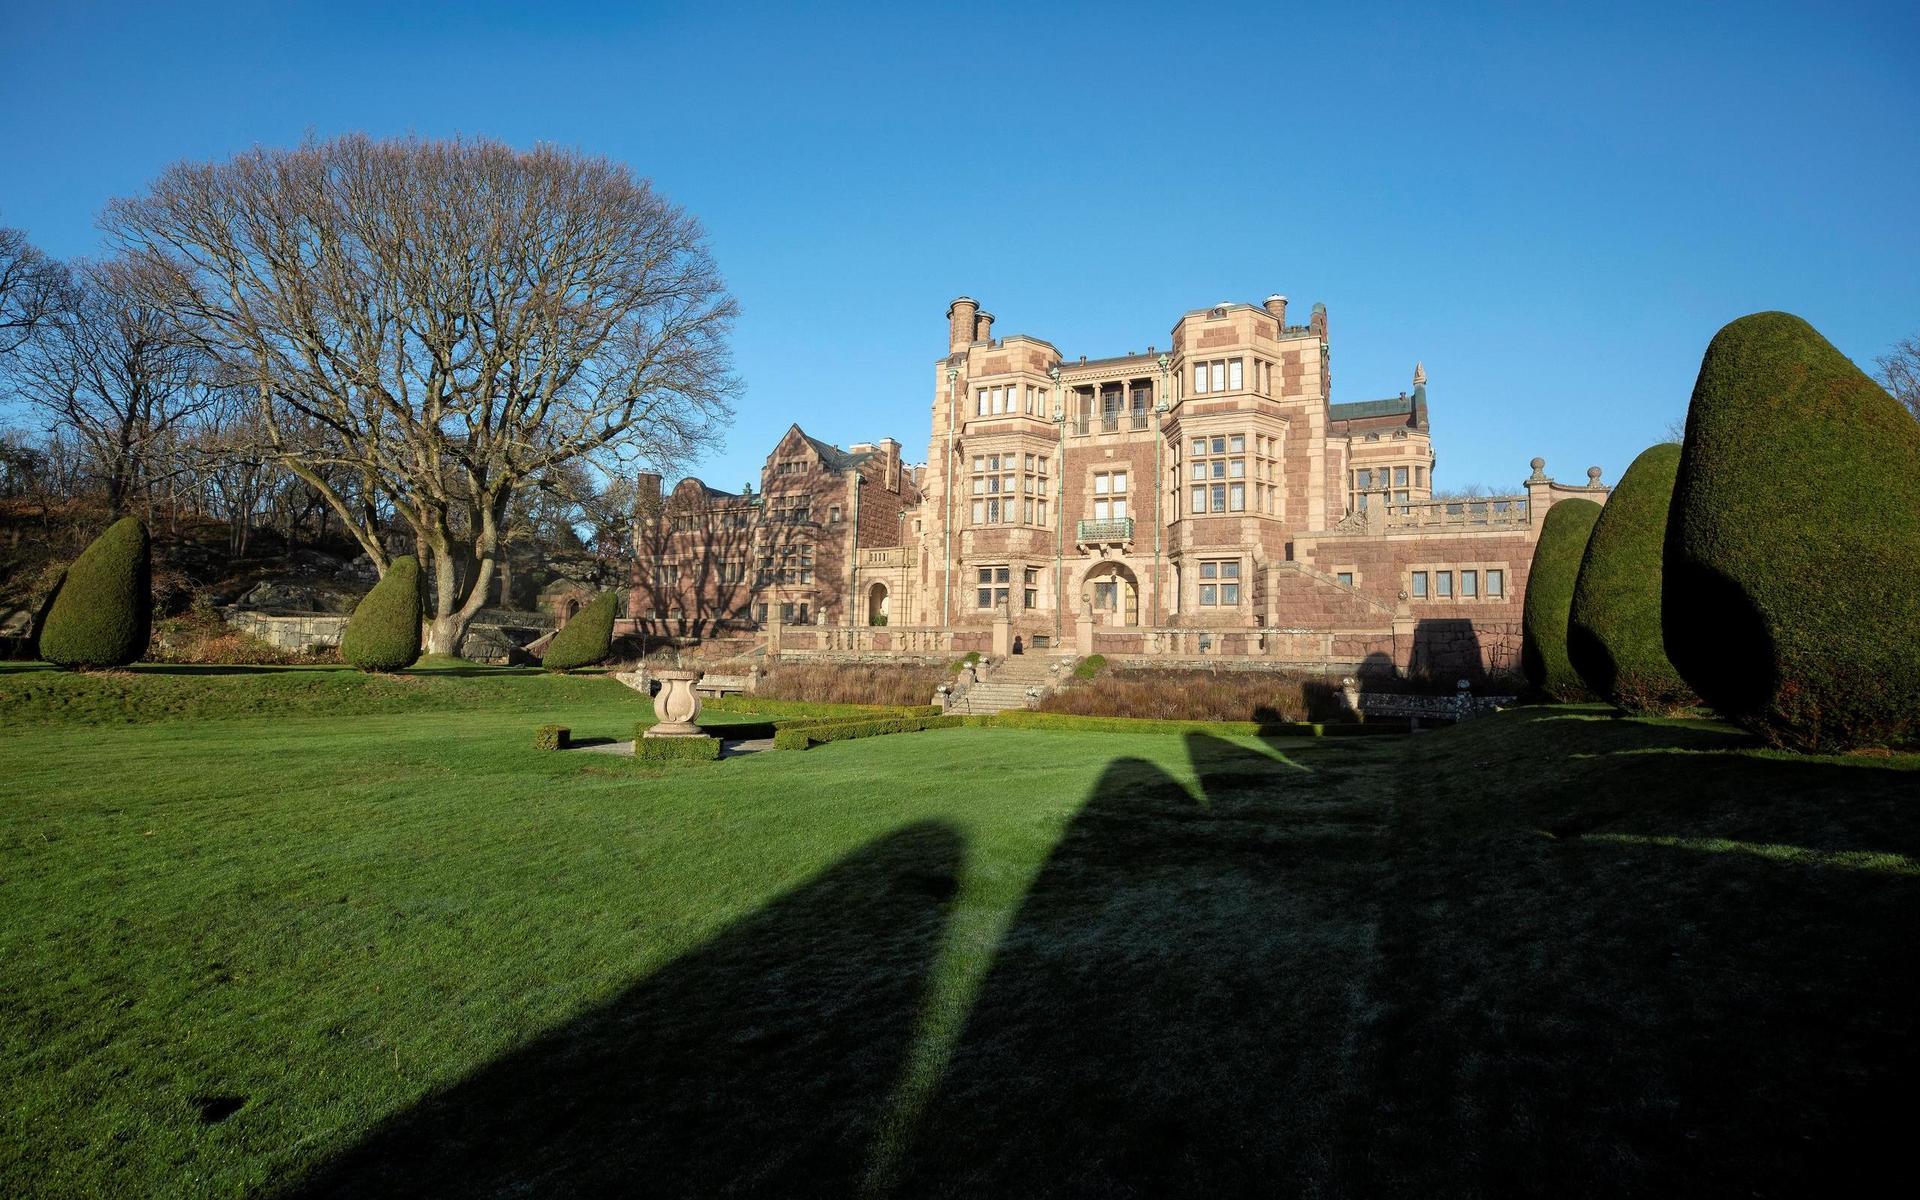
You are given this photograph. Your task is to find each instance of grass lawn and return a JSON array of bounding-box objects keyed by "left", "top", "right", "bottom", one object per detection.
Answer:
[{"left": 2, "top": 663, "right": 1916, "bottom": 1197}]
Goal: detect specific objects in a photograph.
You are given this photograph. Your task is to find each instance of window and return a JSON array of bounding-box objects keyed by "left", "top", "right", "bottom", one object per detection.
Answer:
[
  {"left": 1191, "top": 358, "right": 1244, "bottom": 395},
  {"left": 1336, "top": 571, "right": 1354, "bottom": 587},
  {"left": 1436, "top": 571, "right": 1453, "bottom": 598},
  {"left": 971, "top": 452, "right": 1048, "bottom": 525},
  {"left": 828, "top": 505, "right": 842, "bottom": 523},
  {"left": 1024, "top": 567, "right": 1040, "bottom": 610},
  {"left": 1411, "top": 570, "right": 1429, "bottom": 598},
  {"left": 1394, "top": 466, "right": 1409, "bottom": 487},
  {"left": 1486, "top": 569, "right": 1504, "bottom": 597},
  {"left": 976, "top": 566, "right": 1010, "bottom": 609},
  {"left": 1198, "top": 559, "right": 1241, "bottom": 605},
  {"left": 1093, "top": 470, "right": 1128, "bottom": 520},
  {"left": 1461, "top": 569, "right": 1478, "bottom": 597},
  {"left": 1188, "top": 436, "right": 1247, "bottom": 513}
]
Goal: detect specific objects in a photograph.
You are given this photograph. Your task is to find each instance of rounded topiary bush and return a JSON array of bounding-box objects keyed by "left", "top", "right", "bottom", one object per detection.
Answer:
[
  {"left": 1664, "top": 311, "right": 1920, "bottom": 750},
  {"left": 541, "top": 589, "right": 617, "bottom": 671},
  {"left": 1521, "top": 497, "right": 1603, "bottom": 701},
  {"left": 341, "top": 555, "right": 422, "bottom": 672},
  {"left": 38, "top": 517, "right": 152, "bottom": 669},
  {"left": 1568, "top": 443, "right": 1696, "bottom": 714}
]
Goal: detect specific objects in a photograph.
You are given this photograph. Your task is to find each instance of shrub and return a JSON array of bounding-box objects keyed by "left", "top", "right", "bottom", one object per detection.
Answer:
[
  {"left": 949, "top": 650, "right": 981, "bottom": 673},
  {"left": 38, "top": 517, "right": 152, "bottom": 669},
  {"left": 1073, "top": 653, "right": 1108, "bottom": 680},
  {"left": 753, "top": 662, "right": 950, "bottom": 707},
  {"left": 703, "top": 696, "right": 937, "bottom": 720},
  {"left": 541, "top": 590, "right": 617, "bottom": 672},
  {"left": 634, "top": 734, "right": 721, "bottom": 762},
  {"left": 987, "top": 711, "right": 1407, "bottom": 737},
  {"left": 772, "top": 715, "right": 963, "bottom": 750},
  {"left": 341, "top": 556, "right": 422, "bottom": 672},
  {"left": 534, "top": 724, "right": 570, "bottom": 751},
  {"left": 1037, "top": 667, "right": 1323, "bottom": 722},
  {"left": 1664, "top": 312, "right": 1920, "bottom": 750},
  {"left": 1567, "top": 444, "right": 1697, "bottom": 714},
  {"left": 1521, "top": 498, "right": 1603, "bottom": 701}
]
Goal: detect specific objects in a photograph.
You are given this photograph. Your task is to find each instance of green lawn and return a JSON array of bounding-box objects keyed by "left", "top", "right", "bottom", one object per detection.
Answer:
[{"left": 2, "top": 664, "right": 1916, "bottom": 1197}]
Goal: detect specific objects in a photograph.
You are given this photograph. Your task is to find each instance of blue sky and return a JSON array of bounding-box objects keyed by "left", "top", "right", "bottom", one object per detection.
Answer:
[{"left": 4, "top": 0, "right": 1916, "bottom": 493}]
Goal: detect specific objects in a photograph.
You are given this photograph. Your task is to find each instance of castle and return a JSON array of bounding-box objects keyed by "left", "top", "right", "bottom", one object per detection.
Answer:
[{"left": 628, "top": 293, "right": 1607, "bottom": 675}]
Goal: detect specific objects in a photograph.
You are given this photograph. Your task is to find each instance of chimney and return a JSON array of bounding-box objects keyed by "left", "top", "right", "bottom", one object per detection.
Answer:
[
  {"left": 946, "top": 296, "right": 979, "bottom": 354},
  {"left": 974, "top": 310, "right": 995, "bottom": 342},
  {"left": 634, "top": 471, "right": 664, "bottom": 521},
  {"left": 879, "top": 437, "right": 902, "bottom": 489},
  {"left": 1310, "top": 301, "right": 1328, "bottom": 339},
  {"left": 1263, "top": 294, "right": 1289, "bottom": 328}
]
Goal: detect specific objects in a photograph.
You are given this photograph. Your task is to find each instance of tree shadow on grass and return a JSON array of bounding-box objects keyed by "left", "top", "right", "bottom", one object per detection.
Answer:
[
  {"left": 1362, "top": 707, "right": 1920, "bottom": 1196},
  {"left": 886, "top": 734, "right": 1392, "bottom": 1197},
  {"left": 288, "top": 821, "right": 964, "bottom": 1199}
]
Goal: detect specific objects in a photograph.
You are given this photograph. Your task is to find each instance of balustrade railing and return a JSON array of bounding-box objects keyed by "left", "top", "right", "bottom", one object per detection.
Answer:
[
  {"left": 1076, "top": 517, "right": 1135, "bottom": 543},
  {"left": 1384, "top": 496, "right": 1531, "bottom": 528},
  {"left": 860, "top": 546, "right": 906, "bottom": 566}
]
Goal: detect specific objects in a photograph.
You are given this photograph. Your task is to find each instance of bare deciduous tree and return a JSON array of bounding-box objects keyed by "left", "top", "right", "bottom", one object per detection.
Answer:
[
  {"left": 105, "top": 134, "right": 738, "bottom": 654},
  {"left": 11, "top": 256, "right": 216, "bottom": 515},
  {"left": 0, "top": 225, "right": 71, "bottom": 356},
  {"left": 1876, "top": 334, "right": 1920, "bottom": 422}
]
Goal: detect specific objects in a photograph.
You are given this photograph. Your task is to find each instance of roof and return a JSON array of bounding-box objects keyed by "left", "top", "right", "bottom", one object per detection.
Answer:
[
  {"left": 802, "top": 431, "right": 877, "bottom": 472},
  {"left": 1329, "top": 396, "right": 1416, "bottom": 422}
]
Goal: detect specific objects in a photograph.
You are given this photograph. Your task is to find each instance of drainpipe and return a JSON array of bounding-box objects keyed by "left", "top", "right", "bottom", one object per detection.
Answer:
[
  {"left": 846, "top": 472, "right": 862, "bottom": 626},
  {"left": 1051, "top": 363, "right": 1065, "bottom": 645},
  {"left": 942, "top": 367, "right": 957, "bottom": 627},
  {"left": 1153, "top": 352, "right": 1170, "bottom": 627}
]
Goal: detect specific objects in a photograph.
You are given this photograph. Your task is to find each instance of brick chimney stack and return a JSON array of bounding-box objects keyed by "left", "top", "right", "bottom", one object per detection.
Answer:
[
  {"left": 879, "top": 437, "right": 902, "bottom": 489},
  {"left": 947, "top": 297, "right": 979, "bottom": 354},
  {"left": 974, "top": 310, "right": 995, "bottom": 343},
  {"left": 634, "top": 471, "right": 664, "bottom": 521},
  {"left": 1263, "top": 294, "right": 1289, "bottom": 328}
]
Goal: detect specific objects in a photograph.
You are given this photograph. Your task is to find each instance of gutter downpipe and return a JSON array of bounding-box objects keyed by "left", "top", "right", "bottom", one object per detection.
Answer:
[
  {"left": 942, "top": 367, "right": 957, "bottom": 627},
  {"left": 1051, "top": 364, "right": 1065, "bottom": 645},
  {"left": 1153, "top": 353, "right": 1170, "bottom": 626}
]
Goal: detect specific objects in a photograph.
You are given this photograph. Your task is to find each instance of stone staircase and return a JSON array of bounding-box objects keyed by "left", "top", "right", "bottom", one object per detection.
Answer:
[{"left": 948, "top": 654, "right": 1073, "bottom": 715}]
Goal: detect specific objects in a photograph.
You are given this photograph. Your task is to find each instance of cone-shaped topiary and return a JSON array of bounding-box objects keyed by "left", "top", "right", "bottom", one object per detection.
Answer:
[
  {"left": 542, "top": 590, "right": 617, "bottom": 671},
  {"left": 1521, "top": 497, "right": 1603, "bottom": 701},
  {"left": 1664, "top": 312, "right": 1920, "bottom": 750},
  {"left": 341, "top": 555, "right": 422, "bottom": 672},
  {"left": 38, "top": 517, "right": 151, "bottom": 668},
  {"left": 1568, "top": 443, "right": 1697, "bottom": 714}
]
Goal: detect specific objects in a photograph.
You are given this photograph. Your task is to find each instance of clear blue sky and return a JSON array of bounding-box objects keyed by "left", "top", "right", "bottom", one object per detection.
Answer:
[{"left": 4, "top": 0, "right": 1916, "bottom": 494}]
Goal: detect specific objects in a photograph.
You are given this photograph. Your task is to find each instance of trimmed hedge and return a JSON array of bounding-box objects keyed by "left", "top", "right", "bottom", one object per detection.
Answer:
[
  {"left": 773, "top": 715, "right": 964, "bottom": 751},
  {"left": 634, "top": 734, "right": 722, "bottom": 762},
  {"left": 1521, "top": 498, "right": 1603, "bottom": 701},
  {"left": 534, "top": 724, "right": 570, "bottom": 751},
  {"left": 1568, "top": 443, "right": 1697, "bottom": 714},
  {"left": 341, "top": 556, "right": 422, "bottom": 672},
  {"left": 1664, "top": 311, "right": 1920, "bottom": 750},
  {"left": 1073, "top": 653, "right": 1108, "bottom": 680},
  {"left": 38, "top": 518, "right": 151, "bottom": 669},
  {"left": 984, "top": 710, "right": 1409, "bottom": 737},
  {"left": 695, "top": 717, "right": 849, "bottom": 741},
  {"left": 542, "top": 590, "right": 617, "bottom": 672}
]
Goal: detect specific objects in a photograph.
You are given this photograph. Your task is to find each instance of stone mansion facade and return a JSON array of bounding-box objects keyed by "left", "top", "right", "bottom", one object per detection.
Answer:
[{"left": 628, "top": 293, "right": 1608, "bottom": 675}]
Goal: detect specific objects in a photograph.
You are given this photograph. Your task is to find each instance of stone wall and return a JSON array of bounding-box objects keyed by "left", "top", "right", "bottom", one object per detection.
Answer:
[{"left": 224, "top": 610, "right": 348, "bottom": 652}]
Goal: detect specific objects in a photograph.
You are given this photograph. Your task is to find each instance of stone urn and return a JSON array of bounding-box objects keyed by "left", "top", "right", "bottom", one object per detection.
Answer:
[{"left": 643, "top": 668, "right": 704, "bottom": 738}]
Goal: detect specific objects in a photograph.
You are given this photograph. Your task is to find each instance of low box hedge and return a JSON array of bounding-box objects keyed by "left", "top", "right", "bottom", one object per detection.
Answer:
[
  {"left": 633, "top": 734, "right": 722, "bottom": 762},
  {"left": 985, "top": 711, "right": 1408, "bottom": 737},
  {"left": 773, "top": 714, "right": 965, "bottom": 751},
  {"left": 534, "top": 724, "right": 570, "bottom": 751}
]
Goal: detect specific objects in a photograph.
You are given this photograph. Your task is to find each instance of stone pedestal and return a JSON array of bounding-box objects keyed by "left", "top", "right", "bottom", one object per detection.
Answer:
[
  {"left": 1075, "top": 613, "right": 1094, "bottom": 656},
  {"left": 643, "top": 668, "right": 704, "bottom": 738},
  {"left": 991, "top": 612, "right": 1011, "bottom": 658}
]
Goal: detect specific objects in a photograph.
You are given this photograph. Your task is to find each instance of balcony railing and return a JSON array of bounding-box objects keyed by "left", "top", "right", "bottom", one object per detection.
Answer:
[
  {"left": 1383, "top": 497, "right": 1531, "bottom": 529},
  {"left": 1072, "top": 410, "right": 1154, "bottom": 436},
  {"left": 860, "top": 546, "right": 906, "bottom": 567},
  {"left": 1077, "top": 517, "right": 1135, "bottom": 543}
]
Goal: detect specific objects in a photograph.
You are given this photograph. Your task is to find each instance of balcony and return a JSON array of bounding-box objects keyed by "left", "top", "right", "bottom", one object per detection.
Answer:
[
  {"left": 1077, "top": 517, "right": 1135, "bottom": 544},
  {"left": 860, "top": 546, "right": 906, "bottom": 567}
]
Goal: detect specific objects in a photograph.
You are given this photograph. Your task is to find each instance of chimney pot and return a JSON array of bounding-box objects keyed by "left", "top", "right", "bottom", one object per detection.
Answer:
[
  {"left": 1263, "top": 294, "right": 1289, "bottom": 327},
  {"left": 946, "top": 296, "right": 979, "bottom": 354},
  {"left": 974, "top": 310, "right": 995, "bottom": 342}
]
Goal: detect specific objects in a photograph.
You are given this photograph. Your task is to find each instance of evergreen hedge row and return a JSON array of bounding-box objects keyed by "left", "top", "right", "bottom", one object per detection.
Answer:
[
  {"left": 541, "top": 590, "right": 617, "bottom": 672},
  {"left": 772, "top": 714, "right": 964, "bottom": 750},
  {"left": 39, "top": 517, "right": 152, "bottom": 669},
  {"left": 1521, "top": 498, "right": 1603, "bottom": 701},
  {"left": 702, "top": 697, "right": 939, "bottom": 720},
  {"left": 1664, "top": 311, "right": 1920, "bottom": 750},
  {"left": 341, "top": 556, "right": 422, "bottom": 672},
  {"left": 634, "top": 735, "right": 722, "bottom": 762},
  {"left": 1568, "top": 443, "right": 1696, "bottom": 714}
]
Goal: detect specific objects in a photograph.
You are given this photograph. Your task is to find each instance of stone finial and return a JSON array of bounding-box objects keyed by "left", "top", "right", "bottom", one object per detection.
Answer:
[
  {"left": 1412, "top": 361, "right": 1427, "bottom": 387},
  {"left": 1587, "top": 465, "right": 1604, "bottom": 487},
  {"left": 1528, "top": 456, "right": 1548, "bottom": 481}
]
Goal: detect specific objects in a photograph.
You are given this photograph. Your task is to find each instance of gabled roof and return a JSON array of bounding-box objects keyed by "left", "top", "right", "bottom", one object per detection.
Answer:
[{"left": 801, "top": 431, "right": 876, "bottom": 472}]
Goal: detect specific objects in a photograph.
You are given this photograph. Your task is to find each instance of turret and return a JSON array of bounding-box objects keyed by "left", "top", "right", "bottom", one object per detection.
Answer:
[{"left": 947, "top": 297, "right": 979, "bottom": 354}]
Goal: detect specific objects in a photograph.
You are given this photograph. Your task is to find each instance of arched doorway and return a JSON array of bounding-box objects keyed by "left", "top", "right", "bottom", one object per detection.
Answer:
[
  {"left": 867, "top": 582, "right": 889, "bottom": 626},
  {"left": 1080, "top": 562, "right": 1140, "bottom": 627},
  {"left": 561, "top": 597, "right": 582, "bottom": 625}
]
